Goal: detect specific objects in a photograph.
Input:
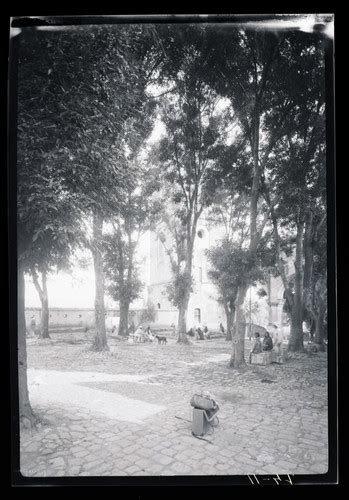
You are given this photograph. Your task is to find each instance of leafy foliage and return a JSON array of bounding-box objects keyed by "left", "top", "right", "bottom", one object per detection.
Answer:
[
  {"left": 166, "top": 270, "right": 193, "bottom": 309},
  {"left": 207, "top": 239, "right": 266, "bottom": 309},
  {"left": 103, "top": 170, "right": 161, "bottom": 307},
  {"left": 104, "top": 229, "right": 144, "bottom": 305},
  {"left": 139, "top": 303, "right": 157, "bottom": 325},
  {"left": 17, "top": 25, "right": 160, "bottom": 261}
]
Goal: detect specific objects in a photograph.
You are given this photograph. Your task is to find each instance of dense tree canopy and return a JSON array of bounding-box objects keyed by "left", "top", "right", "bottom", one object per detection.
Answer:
[{"left": 14, "top": 21, "right": 330, "bottom": 424}]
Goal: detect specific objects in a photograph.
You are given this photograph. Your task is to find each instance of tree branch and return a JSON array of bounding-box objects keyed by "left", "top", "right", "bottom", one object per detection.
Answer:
[
  {"left": 173, "top": 139, "right": 190, "bottom": 210},
  {"left": 146, "top": 85, "right": 178, "bottom": 100}
]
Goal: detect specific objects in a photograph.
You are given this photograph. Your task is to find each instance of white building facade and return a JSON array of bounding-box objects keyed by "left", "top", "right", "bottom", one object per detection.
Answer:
[
  {"left": 147, "top": 216, "right": 295, "bottom": 336},
  {"left": 148, "top": 219, "right": 226, "bottom": 329}
]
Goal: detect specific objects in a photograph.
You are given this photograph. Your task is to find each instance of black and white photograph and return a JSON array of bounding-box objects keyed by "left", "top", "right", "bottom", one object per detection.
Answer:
[{"left": 9, "top": 14, "right": 337, "bottom": 485}]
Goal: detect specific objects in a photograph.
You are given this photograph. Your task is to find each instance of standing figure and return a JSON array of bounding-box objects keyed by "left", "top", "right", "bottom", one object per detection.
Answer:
[
  {"left": 249, "top": 332, "right": 262, "bottom": 363},
  {"left": 272, "top": 324, "right": 282, "bottom": 362}
]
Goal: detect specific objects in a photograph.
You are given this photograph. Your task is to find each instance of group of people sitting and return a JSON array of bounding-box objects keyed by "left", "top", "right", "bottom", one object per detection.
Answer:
[
  {"left": 187, "top": 325, "right": 210, "bottom": 340},
  {"left": 128, "top": 325, "right": 155, "bottom": 343},
  {"left": 249, "top": 330, "right": 283, "bottom": 363}
]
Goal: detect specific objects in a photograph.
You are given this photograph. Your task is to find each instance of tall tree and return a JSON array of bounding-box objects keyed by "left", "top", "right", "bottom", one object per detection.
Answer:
[
  {"left": 206, "top": 191, "right": 249, "bottom": 341},
  {"left": 17, "top": 24, "right": 160, "bottom": 351},
  {"left": 192, "top": 28, "right": 290, "bottom": 365},
  {"left": 15, "top": 24, "right": 161, "bottom": 424},
  {"left": 196, "top": 27, "right": 327, "bottom": 361},
  {"left": 154, "top": 59, "right": 229, "bottom": 342},
  {"left": 303, "top": 208, "right": 327, "bottom": 349},
  {"left": 104, "top": 159, "right": 161, "bottom": 337},
  {"left": 206, "top": 189, "right": 275, "bottom": 352},
  {"left": 261, "top": 35, "right": 326, "bottom": 351},
  {"left": 21, "top": 176, "right": 78, "bottom": 339},
  {"left": 17, "top": 140, "right": 79, "bottom": 423}
]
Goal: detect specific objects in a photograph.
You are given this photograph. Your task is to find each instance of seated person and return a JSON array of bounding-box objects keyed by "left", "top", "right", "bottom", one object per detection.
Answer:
[
  {"left": 187, "top": 327, "right": 195, "bottom": 337},
  {"left": 196, "top": 327, "right": 205, "bottom": 340},
  {"left": 262, "top": 331, "right": 273, "bottom": 351},
  {"left": 143, "top": 326, "right": 154, "bottom": 342},
  {"left": 203, "top": 326, "right": 210, "bottom": 339},
  {"left": 133, "top": 325, "right": 144, "bottom": 342}
]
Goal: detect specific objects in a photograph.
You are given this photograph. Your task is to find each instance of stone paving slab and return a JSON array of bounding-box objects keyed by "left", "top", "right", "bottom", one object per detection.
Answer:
[{"left": 20, "top": 336, "right": 328, "bottom": 477}]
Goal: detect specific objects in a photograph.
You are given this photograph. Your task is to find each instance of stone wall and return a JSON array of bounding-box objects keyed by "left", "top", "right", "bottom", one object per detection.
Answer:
[{"left": 25, "top": 307, "right": 145, "bottom": 330}]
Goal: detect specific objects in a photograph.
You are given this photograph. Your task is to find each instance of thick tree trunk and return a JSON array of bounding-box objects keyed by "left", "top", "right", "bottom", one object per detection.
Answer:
[
  {"left": 288, "top": 221, "right": 305, "bottom": 352},
  {"left": 230, "top": 285, "right": 248, "bottom": 368},
  {"left": 118, "top": 300, "right": 130, "bottom": 337},
  {"left": 91, "top": 210, "right": 108, "bottom": 351},
  {"left": 224, "top": 303, "right": 235, "bottom": 341},
  {"left": 18, "top": 261, "right": 36, "bottom": 427},
  {"left": 288, "top": 305, "right": 304, "bottom": 352},
  {"left": 177, "top": 292, "right": 190, "bottom": 344}
]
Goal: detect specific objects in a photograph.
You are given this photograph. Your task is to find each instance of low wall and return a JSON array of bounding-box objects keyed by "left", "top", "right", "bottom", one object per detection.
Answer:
[
  {"left": 25, "top": 307, "right": 145, "bottom": 330},
  {"left": 25, "top": 308, "right": 291, "bottom": 340}
]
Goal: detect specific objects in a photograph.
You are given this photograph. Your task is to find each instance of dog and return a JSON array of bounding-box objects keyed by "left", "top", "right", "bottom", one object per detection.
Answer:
[{"left": 155, "top": 335, "right": 167, "bottom": 344}]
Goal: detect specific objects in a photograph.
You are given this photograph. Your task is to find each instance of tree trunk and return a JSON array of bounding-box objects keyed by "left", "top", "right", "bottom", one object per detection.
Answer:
[
  {"left": 288, "top": 304, "right": 304, "bottom": 352},
  {"left": 31, "top": 268, "right": 50, "bottom": 338},
  {"left": 91, "top": 210, "right": 108, "bottom": 351},
  {"left": 118, "top": 299, "right": 130, "bottom": 337},
  {"left": 310, "top": 317, "right": 316, "bottom": 341},
  {"left": 303, "top": 213, "right": 315, "bottom": 312},
  {"left": 18, "top": 261, "right": 36, "bottom": 427},
  {"left": 288, "top": 221, "right": 305, "bottom": 352},
  {"left": 230, "top": 284, "right": 248, "bottom": 368},
  {"left": 314, "top": 299, "right": 326, "bottom": 351},
  {"left": 177, "top": 292, "right": 190, "bottom": 344},
  {"left": 224, "top": 303, "right": 235, "bottom": 341},
  {"left": 177, "top": 278, "right": 191, "bottom": 344},
  {"left": 40, "top": 270, "right": 49, "bottom": 338},
  {"left": 250, "top": 113, "right": 261, "bottom": 243},
  {"left": 235, "top": 114, "right": 259, "bottom": 367},
  {"left": 177, "top": 244, "right": 194, "bottom": 344}
]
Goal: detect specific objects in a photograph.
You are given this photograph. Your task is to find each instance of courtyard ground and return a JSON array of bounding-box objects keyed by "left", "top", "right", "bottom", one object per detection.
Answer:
[{"left": 19, "top": 331, "right": 328, "bottom": 478}]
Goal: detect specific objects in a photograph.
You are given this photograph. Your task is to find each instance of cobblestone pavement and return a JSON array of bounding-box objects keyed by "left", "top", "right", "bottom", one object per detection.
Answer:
[{"left": 20, "top": 334, "right": 328, "bottom": 477}]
